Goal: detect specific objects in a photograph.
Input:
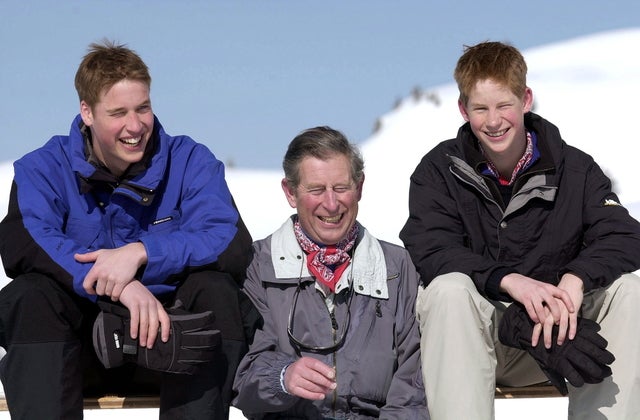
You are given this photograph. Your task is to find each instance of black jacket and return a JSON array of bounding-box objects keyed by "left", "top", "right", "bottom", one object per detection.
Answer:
[{"left": 400, "top": 112, "right": 640, "bottom": 300}]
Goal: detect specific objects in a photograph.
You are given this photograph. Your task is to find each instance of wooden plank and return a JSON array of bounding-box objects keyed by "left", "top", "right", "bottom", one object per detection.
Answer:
[
  {"left": 0, "top": 395, "right": 160, "bottom": 411},
  {"left": 495, "top": 384, "right": 562, "bottom": 399},
  {"left": 0, "top": 385, "right": 562, "bottom": 411},
  {"left": 84, "top": 395, "right": 161, "bottom": 409}
]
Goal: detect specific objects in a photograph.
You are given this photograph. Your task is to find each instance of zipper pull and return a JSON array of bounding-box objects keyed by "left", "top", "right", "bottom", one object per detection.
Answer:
[
  {"left": 375, "top": 301, "right": 382, "bottom": 317},
  {"left": 330, "top": 311, "right": 339, "bottom": 330}
]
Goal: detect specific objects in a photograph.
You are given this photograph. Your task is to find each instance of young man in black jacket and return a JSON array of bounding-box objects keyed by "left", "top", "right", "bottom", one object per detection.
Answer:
[{"left": 401, "top": 41, "right": 640, "bottom": 419}]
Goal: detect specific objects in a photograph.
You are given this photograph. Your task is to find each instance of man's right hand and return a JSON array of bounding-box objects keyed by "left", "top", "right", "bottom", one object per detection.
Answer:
[
  {"left": 500, "top": 273, "right": 576, "bottom": 347},
  {"left": 119, "top": 280, "right": 170, "bottom": 349},
  {"left": 284, "top": 357, "right": 337, "bottom": 400}
]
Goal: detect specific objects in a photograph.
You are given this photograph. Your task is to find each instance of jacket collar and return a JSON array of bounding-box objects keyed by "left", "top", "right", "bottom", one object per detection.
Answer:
[
  {"left": 270, "top": 217, "right": 389, "bottom": 299},
  {"left": 457, "top": 112, "right": 560, "bottom": 173},
  {"left": 69, "top": 114, "right": 167, "bottom": 204}
]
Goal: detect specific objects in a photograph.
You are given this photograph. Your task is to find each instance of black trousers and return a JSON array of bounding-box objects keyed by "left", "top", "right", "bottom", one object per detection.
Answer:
[{"left": 0, "top": 271, "right": 256, "bottom": 420}]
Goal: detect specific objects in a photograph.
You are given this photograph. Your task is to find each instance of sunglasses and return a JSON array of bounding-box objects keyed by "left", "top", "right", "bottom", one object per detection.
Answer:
[{"left": 287, "top": 280, "right": 354, "bottom": 354}]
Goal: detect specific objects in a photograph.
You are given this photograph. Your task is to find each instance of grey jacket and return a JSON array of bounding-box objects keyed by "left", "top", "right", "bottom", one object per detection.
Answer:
[{"left": 233, "top": 217, "right": 427, "bottom": 419}]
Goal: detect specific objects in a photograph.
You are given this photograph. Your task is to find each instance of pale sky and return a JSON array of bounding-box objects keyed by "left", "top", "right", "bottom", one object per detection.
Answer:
[{"left": 2, "top": 0, "right": 639, "bottom": 169}]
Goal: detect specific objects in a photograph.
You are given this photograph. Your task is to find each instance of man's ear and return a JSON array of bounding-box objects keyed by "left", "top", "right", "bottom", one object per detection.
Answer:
[
  {"left": 80, "top": 100, "right": 94, "bottom": 126},
  {"left": 281, "top": 178, "right": 297, "bottom": 209},
  {"left": 356, "top": 173, "right": 365, "bottom": 201},
  {"left": 458, "top": 99, "right": 469, "bottom": 122},
  {"left": 523, "top": 87, "right": 534, "bottom": 113}
]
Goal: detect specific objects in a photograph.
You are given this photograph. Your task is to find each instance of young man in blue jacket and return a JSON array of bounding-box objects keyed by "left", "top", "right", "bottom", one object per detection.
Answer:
[
  {"left": 0, "top": 40, "right": 254, "bottom": 419},
  {"left": 401, "top": 41, "right": 640, "bottom": 419}
]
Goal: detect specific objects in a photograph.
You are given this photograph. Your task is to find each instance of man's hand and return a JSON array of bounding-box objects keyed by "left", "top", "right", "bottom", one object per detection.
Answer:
[
  {"left": 499, "top": 302, "right": 614, "bottom": 395},
  {"left": 77, "top": 242, "right": 148, "bottom": 301},
  {"left": 284, "top": 357, "right": 337, "bottom": 400},
  {"left": 534, "top": 273, "right": 585, "bottom": 348},
  {"left": 500, "top": 273, "right": 576, "bottom": 347},
  {"left": 118, "top": 280, "right": 170, "bottom": 349}
]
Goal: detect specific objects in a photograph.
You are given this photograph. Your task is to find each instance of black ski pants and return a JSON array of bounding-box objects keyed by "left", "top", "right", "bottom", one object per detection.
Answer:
[{"left": 0, "top": 270, "right": 254, "bottom": 420}]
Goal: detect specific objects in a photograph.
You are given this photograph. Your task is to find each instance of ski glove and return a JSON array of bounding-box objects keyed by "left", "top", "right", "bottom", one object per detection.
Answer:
[
  {"left": 498, "top": 303, "right": 614, "bottom": 395},
  {"left": 93, "top": 300, "right": 221, "bottom": 375}
]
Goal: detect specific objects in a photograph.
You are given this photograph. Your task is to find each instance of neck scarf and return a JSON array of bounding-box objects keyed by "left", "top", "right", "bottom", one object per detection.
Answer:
[
  {"left": 293, "top": 220, "right": 358, "bottom": 292},
  {"left": 481, "top": 131, "right": 535, "bottom": 186}
]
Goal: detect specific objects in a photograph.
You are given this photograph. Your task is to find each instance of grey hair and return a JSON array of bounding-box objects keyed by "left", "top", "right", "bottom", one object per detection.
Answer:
[{"left": 282, "top": 126, "right": 364, "bottom": 190}]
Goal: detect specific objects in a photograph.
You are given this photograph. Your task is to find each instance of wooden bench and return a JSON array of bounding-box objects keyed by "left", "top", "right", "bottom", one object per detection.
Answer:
[
  {"left": 495, "top": 384, "right": 562, "bottom": 399},
  {"left": 0, "top": 394, "right": 160, "bottom": 411},
  {"left": 0, "top": 384, "right": 562, "bottom": 411}
]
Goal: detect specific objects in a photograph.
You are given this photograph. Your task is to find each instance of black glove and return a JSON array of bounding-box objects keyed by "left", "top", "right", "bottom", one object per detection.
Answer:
[
  {"left": 92, "top": 300, "right": 221, "bottom": 375},
  {"left": 498, "top": 303, "right": 614, "bottom": 395}
]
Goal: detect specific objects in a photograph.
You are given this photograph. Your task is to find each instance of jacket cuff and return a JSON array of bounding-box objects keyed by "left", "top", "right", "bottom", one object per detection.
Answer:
[
  {"left": 280, "top": 363, "right": 292, "bottom": 395},
  {"left": 485, "top": 267, "right": 518, "bottom": 301}
]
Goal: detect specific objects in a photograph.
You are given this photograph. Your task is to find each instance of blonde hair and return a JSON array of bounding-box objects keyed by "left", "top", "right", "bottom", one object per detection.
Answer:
[{"left": 74, "top": 39, "right": 151, "bottom": 108}]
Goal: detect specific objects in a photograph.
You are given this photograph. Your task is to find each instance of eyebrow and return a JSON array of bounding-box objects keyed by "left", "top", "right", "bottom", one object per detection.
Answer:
[{"left": 105, "top": 100, "right": 151, "bottom": 114}]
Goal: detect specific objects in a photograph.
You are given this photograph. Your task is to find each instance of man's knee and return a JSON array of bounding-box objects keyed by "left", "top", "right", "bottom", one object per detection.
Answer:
[
  {"left": 417, "top": 272, "right": 493, "bottom": 324},
  {"left": 176, "top": 271, "right": 247, "bottom": 341},
  {"left": 423, "top": 272, "right": 477, "bottom": 302},
  {"left": 0, "top": 273, "right": 83, "bottom": 344},
  {"left": 606, "top": 272, "right": 640, "bottom": 310}
]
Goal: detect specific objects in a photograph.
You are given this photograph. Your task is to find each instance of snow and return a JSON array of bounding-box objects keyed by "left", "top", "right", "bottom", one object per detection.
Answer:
[{"left": 2, "top": 28, "right": 640, "bottom": 418}]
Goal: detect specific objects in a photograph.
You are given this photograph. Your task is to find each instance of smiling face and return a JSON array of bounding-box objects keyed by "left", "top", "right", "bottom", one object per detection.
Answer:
[
  {"left": 282, "top": 153, "right": 363, "bottom": 245},
  {"left": 458, "top": 78, "right": 533, "bottom": 172},
  {"left": 80, "top": 79, "right": 154, "bottom": 177}
]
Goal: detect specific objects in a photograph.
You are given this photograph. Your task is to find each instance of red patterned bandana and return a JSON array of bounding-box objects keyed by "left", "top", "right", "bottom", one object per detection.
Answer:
[
  {"left": 293, "top": 220, "right": 358, "bottom": 292},
  {"left": 482, "top": 131, "right": 534, "bottom": 186}
]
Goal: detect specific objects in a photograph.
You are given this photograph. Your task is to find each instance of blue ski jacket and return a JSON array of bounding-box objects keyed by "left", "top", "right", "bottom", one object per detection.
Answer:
[{"left": 0, "top": 114, "right": 241, "bottom": 300}]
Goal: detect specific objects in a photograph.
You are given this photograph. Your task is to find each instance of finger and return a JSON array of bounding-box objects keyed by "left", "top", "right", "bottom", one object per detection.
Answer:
[
  {"left": 290, "top": 382, "right": 330, "bottom": 400},
  {"left": 82, "top": 275, "right": 98, "bottom": 295},
  {"left": 145, "top": 305, "right": 160, "bottom": 349},
  {"left": 104, "top": 280, "right": 114, "bottom": 298},
  {"left": 543, "top": 315, "right": 555, "bottom": 349},
  {"left": 95, "top": 278, "right": 107, "bottom": 296},
  {"left": 74, "top": 251, "right": 98, "bottom": 263},
  {"left": 531, "top": 300, "right": 548, "bottom": 327},
  {"left": 138, "top": 304, "right": 150, "bottom": 348},
  {"left": 542, "top": 297, "right": 562, "bottom": 324},
  {"left": 523, "top": 300, "right": 540, "bottom": 324},
  {"left": 553, "top": 288, "right": 575, "bottom": 313},
  {"left": 128, "top": 305, "right": 139, "bottom": 340},
  {"left": 531, "top": 322, "right": 543, "bottom": 347},
  {"left": 304, "top": 358, "right": 336, "bottom": 381},
  {"left": 159, "top": 307, "right": 171, "bottom": 343},
  {"left": 110, "top": 283, "right": 123, "bottom": 302},
  {"left": 556, "top": 311, "right": 569, "bottom": 345},
  {"left": 289, "top": 374, "right": 335, "bottom": 399},
  {"left": 568, "top": 312, "right": 578, "bottom": 341}
]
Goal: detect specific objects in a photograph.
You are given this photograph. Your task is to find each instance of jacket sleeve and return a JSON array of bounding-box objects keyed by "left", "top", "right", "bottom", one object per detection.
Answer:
[
  {"left": 0, "top": 160, "right": 94, "bottom": 297},
  {"left": 400, "top": 154, "right": 509, "bottom": 295},
  {"left": 232, "top": 243, "right": 299, "bottom": 415},
  {"left": 139, "top": 144, "right": 241, "bottom": 285},
  {"left": 205, "top": 196, "right": 253, "bottom": 287},
  {"left": 561, "top": 160, "right": 640, "bottom": 291},
  {"left": 379, "top": 248, "right": 429, "bottom": 419}
]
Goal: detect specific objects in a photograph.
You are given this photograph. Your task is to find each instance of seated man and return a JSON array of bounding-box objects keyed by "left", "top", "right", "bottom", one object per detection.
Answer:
[
  {"left": 400, "top": 41, "right": 640, "bottom": 419},
  {"left": 0, "top": 40, "right": 253, "bottom": 420},
  {"left": 233, "top": 126, "right": 427, "bottom": 419}
]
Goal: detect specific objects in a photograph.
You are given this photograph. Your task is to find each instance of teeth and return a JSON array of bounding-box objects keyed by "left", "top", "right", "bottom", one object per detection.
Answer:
[
  {"left": 321, "top": 215, "right": 341, "bottom": 223},
  {"left": 486, "top": 129, "right": 507, "bottom": 137},
  {"left": 121, "top": 137, "right": 141, "bottom": 145}
]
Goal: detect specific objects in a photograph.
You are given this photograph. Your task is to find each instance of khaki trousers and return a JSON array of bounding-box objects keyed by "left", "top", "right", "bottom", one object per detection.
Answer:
[{"left": 416, "top": 272, "right": 640, "bottom": 420}]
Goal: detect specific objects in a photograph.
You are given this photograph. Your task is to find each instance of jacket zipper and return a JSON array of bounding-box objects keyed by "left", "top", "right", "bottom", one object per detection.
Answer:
[{"left": 329, "top": 309, "right": 338, "bottom": 415}]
